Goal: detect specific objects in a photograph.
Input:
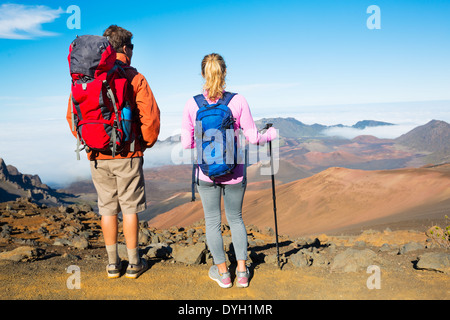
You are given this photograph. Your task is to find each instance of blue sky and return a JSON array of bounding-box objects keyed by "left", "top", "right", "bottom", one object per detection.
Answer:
[{"left": 0, "top": 0, "right": 449, "bottom": 186}]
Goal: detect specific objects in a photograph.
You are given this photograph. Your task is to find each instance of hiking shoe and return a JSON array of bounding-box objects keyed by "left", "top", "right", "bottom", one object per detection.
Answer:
[
  {"left": 106, "top": 260, "right": 124, "bottom": 279},
  {"left": 208, "top": 265, "right": 232, "bottom": 288},
  {"left": 236, "top": 267, "right": 250, "bottom": 288},
  {"left": 125, "top": 258, "right": 148, "bottom": 279}
]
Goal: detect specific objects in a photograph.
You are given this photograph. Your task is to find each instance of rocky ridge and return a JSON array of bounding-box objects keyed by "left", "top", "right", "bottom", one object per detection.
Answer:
[
  {"left": 0, "top": 198, "right": 449, "bottom": 275},
  {"left": 0, "top": 158, "right": 73, "bottom": 206}
]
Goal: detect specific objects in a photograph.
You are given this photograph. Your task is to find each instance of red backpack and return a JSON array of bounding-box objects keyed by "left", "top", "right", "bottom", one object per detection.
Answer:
[{"left": 68, "top": 35, "right": 136, "bottom": 159}]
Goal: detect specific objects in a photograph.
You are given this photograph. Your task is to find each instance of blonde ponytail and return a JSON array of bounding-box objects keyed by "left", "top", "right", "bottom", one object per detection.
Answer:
[{"left": 201, "top": 53, "right": 226, "bottom": 101}]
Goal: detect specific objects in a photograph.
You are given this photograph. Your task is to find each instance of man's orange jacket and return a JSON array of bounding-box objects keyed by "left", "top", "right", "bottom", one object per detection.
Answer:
[{"left": 66, "top": 53, "right": 160, "bottom": 160}]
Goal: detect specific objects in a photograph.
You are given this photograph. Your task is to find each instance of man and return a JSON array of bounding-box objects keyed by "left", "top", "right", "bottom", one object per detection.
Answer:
[{"left": 66, "top": 25, "right": 160, "bottom": 279}]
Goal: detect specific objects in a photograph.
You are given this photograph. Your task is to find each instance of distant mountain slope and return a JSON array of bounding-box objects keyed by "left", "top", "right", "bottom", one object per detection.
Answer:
[
  {"left": 254, "top": 117, "right": 394, "bottom": 138},
  {"left": 0, "top": 158, "right": 73, "bottom": 205},
  {"left": 352, "top": 120, "right": 394, "bottom": 129},
  {"left": 395, "top": 120, "right": 450, "bottom": 164},
  {"left": 148, "top": 164, "right": 450, "bottom": 237},
  {"left": 395, "top": 120, "right": 450, "bottom": 153},
  {"left": 255, "top": 117, "right": 326, "bottom": 138},
  {"left": 246, "top": 159, "right": 313, "bottom": 190}
]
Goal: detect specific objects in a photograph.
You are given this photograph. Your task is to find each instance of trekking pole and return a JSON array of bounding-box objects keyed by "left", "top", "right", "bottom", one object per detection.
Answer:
[{"left": 263, "top": 123, "right": 281, "bottom": 270}]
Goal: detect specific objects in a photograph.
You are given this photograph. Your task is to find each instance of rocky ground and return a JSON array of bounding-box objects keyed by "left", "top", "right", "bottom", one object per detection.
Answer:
[{"left": 0, "top": 197, "right": 449, "bottom": 302}]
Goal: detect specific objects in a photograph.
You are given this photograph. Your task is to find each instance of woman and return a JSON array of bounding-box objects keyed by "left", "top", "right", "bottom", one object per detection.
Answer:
[{"left": 181, "top": 53, "right": 277, "bottom": 288}]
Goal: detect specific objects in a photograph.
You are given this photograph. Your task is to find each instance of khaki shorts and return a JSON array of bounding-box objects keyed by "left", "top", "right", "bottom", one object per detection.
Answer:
[{"left": 90, "top": 157, "right": 146, "bottom": 216}]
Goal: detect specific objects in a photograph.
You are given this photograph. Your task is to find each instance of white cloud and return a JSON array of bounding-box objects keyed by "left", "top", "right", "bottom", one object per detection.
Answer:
[
  {"left": 322, "top": 123, "right": 420, "bottom": 140},
  {"left": 0, "top": 4, "right": 63, "bottom": 39}
]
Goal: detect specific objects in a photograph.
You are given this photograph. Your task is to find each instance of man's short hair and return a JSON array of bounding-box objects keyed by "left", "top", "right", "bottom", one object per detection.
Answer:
[{"left": 103, "top": 25, "right": 133, "bottom": 53}]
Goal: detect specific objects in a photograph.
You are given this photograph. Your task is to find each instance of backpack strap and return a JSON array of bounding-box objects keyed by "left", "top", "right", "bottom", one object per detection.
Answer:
[
  {"left": 193, "top": 92, "right": 237, "bottom": 108},
  {"left": 111, "top": 61, "right": 137, "bottom": 153},
  {"left": 103, "top": 80, "right": 120, "bottom": 157},
  {"left": 193, "top": 94, "right": 208, "bottom": 108},
  {"left": 191, "top": 163, "right": 198, "bottom": 201},
  {"left": 116, "top": 60, "right": 137, "bottom": 73},
  {"left": 70, "top": 98, "right": 82, "bottom": 161},
  {"left": 217, "top": 92, "right": 237, "bottom": 106},
  {"left": 191, "top": 93, "right": 206, "bottom": 199}
]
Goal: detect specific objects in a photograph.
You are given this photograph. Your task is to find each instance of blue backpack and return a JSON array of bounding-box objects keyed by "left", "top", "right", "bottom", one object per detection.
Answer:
[
  {"left": 191, "top": 92, "right": 243, "bottom": 200},
  {"left": 194, "top": 91, "right": 237, "bottom": 177}
]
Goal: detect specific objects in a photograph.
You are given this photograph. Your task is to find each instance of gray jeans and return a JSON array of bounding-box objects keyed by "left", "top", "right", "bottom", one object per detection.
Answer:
[{"left": 197, "top": 180, "right": 247, "bottom": 265}]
